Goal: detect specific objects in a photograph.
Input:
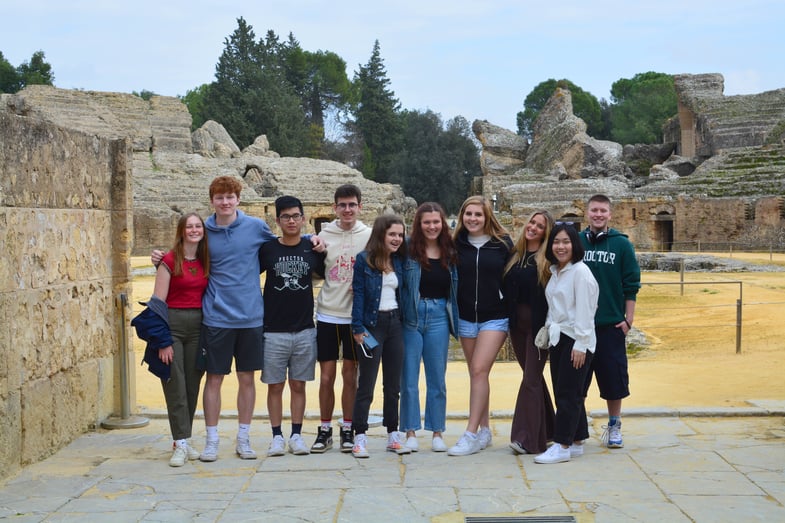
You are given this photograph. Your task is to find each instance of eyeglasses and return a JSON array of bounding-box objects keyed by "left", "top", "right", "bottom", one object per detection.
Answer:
[
  {"left": 555, "top": 221, "right": 575, "bottom": 226},
  {"left": 279, "top": 213, "right": 303, "bottom": 222},
  {"left": 335, "top": 202, "right": 359, "bottom": 210}
]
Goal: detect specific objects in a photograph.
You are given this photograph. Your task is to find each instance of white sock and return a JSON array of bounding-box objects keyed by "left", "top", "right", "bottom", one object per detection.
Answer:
[
  {"left": 238, "top": 423, "right": 251, "bottom": 440},
  {"left": 175, "top": 438, "right": 187, "bottom": 448},
  {"left": 206, "top": 425, "right": 218, "bottom": 441}
]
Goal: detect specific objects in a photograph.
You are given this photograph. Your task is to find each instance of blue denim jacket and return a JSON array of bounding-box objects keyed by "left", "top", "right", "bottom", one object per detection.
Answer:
[
  {"left": 400, "top": 257, "right": 460, "bottom": 338},
  {"left": 351, "top": 251, "right": 405, "bottom": 334}
]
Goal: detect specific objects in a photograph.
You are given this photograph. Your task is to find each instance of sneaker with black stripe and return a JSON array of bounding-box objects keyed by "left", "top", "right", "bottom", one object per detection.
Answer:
[
  {"left": 340, "top": 426, "right": 354, "bottom": 453},
  {"left": 311, "top": 426, "right": 333, "bottom": 453}
]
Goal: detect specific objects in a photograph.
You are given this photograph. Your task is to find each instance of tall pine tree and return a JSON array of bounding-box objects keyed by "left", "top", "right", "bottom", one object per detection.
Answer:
[
  {"left": 353, "top": 40, "right": 402, "bottom": 181},
  {"left": 202, "top": 18, "right": 308, "bottom": 155}
]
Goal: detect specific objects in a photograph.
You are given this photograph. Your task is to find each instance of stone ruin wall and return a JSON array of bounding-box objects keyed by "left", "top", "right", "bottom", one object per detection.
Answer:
[
  {"left": 502, "top": 190, "right": 778, "bottom": 252},
  {"left": 0, "top": 111, "right": 132, "bottom": 480},
  {"left": 476, "top": 75, "right": 785, "bottom": 251},
  {"left": 3, "top": 86, "right": 417, "bottom": 256}
]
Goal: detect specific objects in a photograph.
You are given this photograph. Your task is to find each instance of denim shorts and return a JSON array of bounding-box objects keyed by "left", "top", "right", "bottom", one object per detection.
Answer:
[{"left": 457, "top": 318, "right": 509, "bottom": 338}]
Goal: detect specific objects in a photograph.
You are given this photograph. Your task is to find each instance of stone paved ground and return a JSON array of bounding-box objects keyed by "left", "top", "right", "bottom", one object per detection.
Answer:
[{"left": 1, "top": 413, "right": 783, "bottom": 522}]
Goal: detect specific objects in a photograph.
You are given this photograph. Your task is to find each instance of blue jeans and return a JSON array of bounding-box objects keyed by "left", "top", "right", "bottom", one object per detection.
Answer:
[{"left": 400, "top": 298, "right": 449, "bottom": 433}]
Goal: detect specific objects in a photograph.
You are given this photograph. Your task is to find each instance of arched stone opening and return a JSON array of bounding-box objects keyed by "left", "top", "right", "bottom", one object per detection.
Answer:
[{"left": 653, "top": 211, "right": 675, "bottom": 251}]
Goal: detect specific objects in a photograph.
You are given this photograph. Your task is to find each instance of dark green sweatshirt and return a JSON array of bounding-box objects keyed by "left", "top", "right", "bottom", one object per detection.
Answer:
[{"left": 579, "top": 228, "right": 641, "bottom": 327}]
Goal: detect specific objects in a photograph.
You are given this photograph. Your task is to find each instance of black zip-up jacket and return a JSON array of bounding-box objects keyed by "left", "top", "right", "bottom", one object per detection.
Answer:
[{"left": 455, "top": 230, "right": 513, "bottom": 323}]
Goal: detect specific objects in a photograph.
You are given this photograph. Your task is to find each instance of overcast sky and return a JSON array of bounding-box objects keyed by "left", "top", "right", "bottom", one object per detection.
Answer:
[{"left": 4, "top": 0, "right": 785, "bottom": 131}]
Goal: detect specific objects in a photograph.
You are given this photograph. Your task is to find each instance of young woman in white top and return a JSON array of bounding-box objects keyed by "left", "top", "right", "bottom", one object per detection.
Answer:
[{"left": 534, "top": 222, "right": 599, "bottom": 464}]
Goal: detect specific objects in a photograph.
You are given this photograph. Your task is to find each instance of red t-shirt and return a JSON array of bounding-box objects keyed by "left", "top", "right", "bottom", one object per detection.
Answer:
[{"left": 161, "top": 251, "right": 208, "bottom": 308}]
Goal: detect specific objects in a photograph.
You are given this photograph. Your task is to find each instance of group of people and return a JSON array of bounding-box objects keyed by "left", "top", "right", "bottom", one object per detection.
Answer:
[
  {"left": 141, "top": 175, "right": 639, "bottom": 467},
  {"left": 501, "top": 195, "right": 641, "bottom": 464}
]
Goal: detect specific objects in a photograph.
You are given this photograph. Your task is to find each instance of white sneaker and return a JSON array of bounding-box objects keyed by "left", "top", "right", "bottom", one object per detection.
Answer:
[
  {"left": 431, "top": 436, "right": 448, "bottom": 452},
  {"left": 267, "top": 435, "right": 286, "bottom": 457},
  {"left": 569, "top": 442, "right": 584, "bottom": 458},
  {"left": 235, "top": 437, "right": 257, "bottom": 459},
  {"left": 352, "top": 434, "right": 369, "bottom": 458},
  {"left": 447, "top": 431, "right": 481, "bottom": 456},
  {"left": 185, "top": 442, "right": 200, "bottom": 461},
  {"left": 601, "top": 420, "right": 624, "bottom": 448},
  {"left": 387, "top": 431, "right": 412, "bottom": 454},
  {"left": 199, "top": 439, "right": 219, "bottom": 462},
  {"left": 534, "top": 443, "right": 571, "bottom": 464},
  {"left": 404, "top": 435, "right": 419, "bottom": 452},
  {"left": 288, "top": 434, "right": 310, "bottom": 455},
  {"left": 169, "top": 444, "right": 187, "bottom": 467},
  {"left": 478, "top": 426, "right": 492, "bottom": 449}
]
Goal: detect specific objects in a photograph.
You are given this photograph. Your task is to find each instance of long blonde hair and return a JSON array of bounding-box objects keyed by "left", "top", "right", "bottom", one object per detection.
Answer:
[
  {"left": 453, "top": 195, "right": 509, "bottom": 243},
  {"left": 504, "top": 210, "right": 554, "bottom": 287}
]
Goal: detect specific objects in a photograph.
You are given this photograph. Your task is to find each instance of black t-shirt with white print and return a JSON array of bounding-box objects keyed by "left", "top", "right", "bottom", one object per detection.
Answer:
[{"left": 259, "top": 238, "right": 325, "bottom": 332}]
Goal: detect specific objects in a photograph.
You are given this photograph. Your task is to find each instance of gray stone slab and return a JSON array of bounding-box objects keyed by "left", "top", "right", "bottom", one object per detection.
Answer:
[
  {"left": 2, "top": 416, "right": 783, "bottom": 522},
  {"left": 751, "top": 474, "right": 785, "bottom": 506},
  {"left": 652, "top": 471, "right": 766, "bottom": 496},
  {"left": 139, "top": 508, "right": 225, "bottom": 522},
  {"left": 631, "top": 447, "right": 737, "bottom": 473},
  {"left": 620, "top": 415, "right": 698, "bottom": 436},
  {"left": 719, "top": 443, "right": 785, "bottom": 472},
  {"left": 670, "top": 493, "right": 785, "bottom": 522},
  {"left": 0, "top": 513, "right": 46, "bottom": 523},
  {"left": 247, "top": 468, "right": 353, "bottom": 491},
  {"left": 338, "top": 486, "right": 436, "bottom": 522},
  {"left": 588, "top": 501, "right": 692, "bottom": 523},
  {"left": 746, "top": 399, "right": 785, "bottom": 414},
  {"left": 457, "top": 486, "right": 566, "bottom": 515},
  {"left": 45, "top": 511, "right": 152, "bottom": 523},
  {"left": 394, "top": 486, "right": 459, "bottom": 520},
  {"left": 227, "top": 488, "right": 339, "bottom": 521},
  {"left": 523, "top": 452, "right": 647, "bottom": 482}
]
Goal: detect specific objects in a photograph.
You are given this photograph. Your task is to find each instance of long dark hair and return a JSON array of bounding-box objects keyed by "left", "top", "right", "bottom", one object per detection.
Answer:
[
  {"left": 409, "top": 202, "right": 457, "bottom": 270},
  {"left": 365, "top": 214, "right": 407, "bottom": 271},
  {"left": 545, "top": 222, "right": 584, "bottom": 266},
  {"left": 171, "top": 212, "right": 210, "bottom": 277}
]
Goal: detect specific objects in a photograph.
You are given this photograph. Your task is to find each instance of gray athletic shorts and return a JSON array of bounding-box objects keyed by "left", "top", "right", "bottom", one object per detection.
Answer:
[{"left": 261, "top": 328, "right": 317, "bottom": 384}]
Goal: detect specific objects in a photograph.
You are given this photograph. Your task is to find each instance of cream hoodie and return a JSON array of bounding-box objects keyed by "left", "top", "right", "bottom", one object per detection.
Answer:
[{"left": 316, "top": 219, "right": 372, "bottom": 320}]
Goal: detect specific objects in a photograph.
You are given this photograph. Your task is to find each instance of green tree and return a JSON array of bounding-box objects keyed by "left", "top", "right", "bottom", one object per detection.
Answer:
[
  {"left": 353, "top": 40, "right": 402, "bottom": 181},
  {"left": 181, "top": 83, "right": 211, "bottom": 130},
  {"left": 132, "top": 89, "right": 156, "bottom": 101},
  {"left": 281, "top": 35, "right": 353, "bottom": 158},
  {"left": 517, "top": 78, "right": 605, "bottom": 139},
  {"left": 609, "top": 72, "right": 677, "bottom": 145},
  {"left": 201, "top": 18, "right": 308, "bottom": 155},
  {"left": 283, "top": 36, "right": 353, "bottom": 131},
  {"left": 0, "top": 51, "right": 21, "bottom": 93},
  {"left": 17, "top": 50, "right": 54, "bottom": 87},
  {"left": 387, "top": 110, "right": 478, "bottom": 213}
]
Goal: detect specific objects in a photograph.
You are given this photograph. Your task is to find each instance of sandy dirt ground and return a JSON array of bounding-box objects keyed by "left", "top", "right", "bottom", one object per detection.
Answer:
[{"left": 129, "top": 253, "right": 785, "bottom": 415}]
